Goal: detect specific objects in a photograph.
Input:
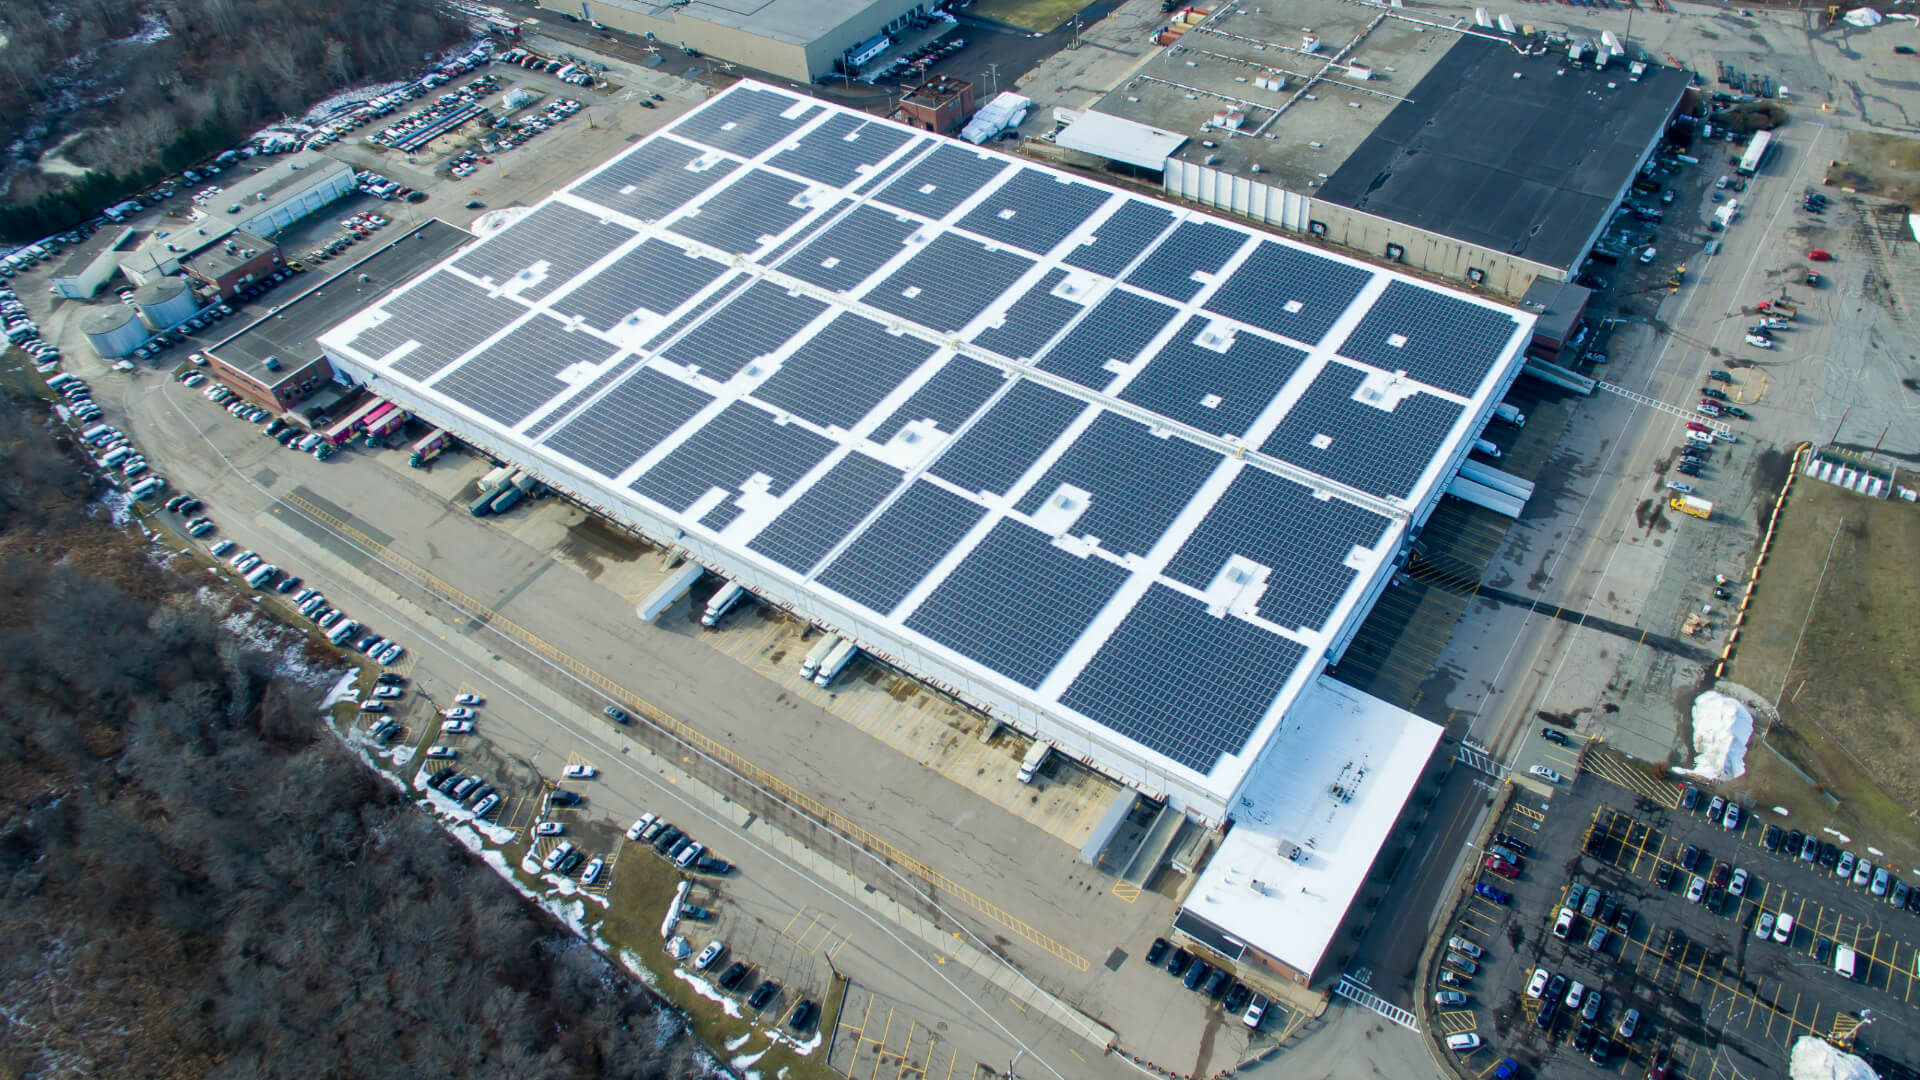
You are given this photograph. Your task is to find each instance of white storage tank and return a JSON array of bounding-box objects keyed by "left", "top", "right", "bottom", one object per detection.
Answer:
[
  {"left": 133, "top": 276, "right": 198, "bottom": 330},
  {"left": 82, "top": 304, "right": 146, "bottom": 358}
]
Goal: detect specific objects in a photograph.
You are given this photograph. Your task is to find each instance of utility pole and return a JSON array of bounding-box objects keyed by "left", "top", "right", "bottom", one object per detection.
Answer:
[{"left": 981, "top": 62, "right": 1001, "bottom": 95}]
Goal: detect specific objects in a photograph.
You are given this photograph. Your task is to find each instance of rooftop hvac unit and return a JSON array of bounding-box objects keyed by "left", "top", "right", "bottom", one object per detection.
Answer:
[
  {"left": 1302, "top": 34, "right": 1321, "bottom": 52},
  {"left": 1346, "top": 63, "right": 1373, "bottom": 81},
  {"left": 263, "top": 355, "right": 281, "bottom": 371}
]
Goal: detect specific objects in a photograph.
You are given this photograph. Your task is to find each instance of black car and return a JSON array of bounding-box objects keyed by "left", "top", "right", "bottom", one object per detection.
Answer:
[
  {"left": 555, "top": 850, "right": 583, "bottom": 875},
  {"left": 666, "top": 836, "right": 694, "bottom": 861},
  {"left": 1677, "top": 463, "right": 1702, "bottom": 476},
  {"left": 718, "top": 961, "right": 751, "bottom": 992},
  {"left": 1665, "top": 929, "right": 1687, "bottom": 958},
  {"left": 1763, "top": 825, "right": 1783, "bottom": 852},
  {"left": 652, "top": 827, "right": 683, "bottom": 854},
  {"left": 1907, "top": 886, "right": 1920, "bottom": 915},
  {"left": 1655, "top": 864, "right": 1674, "bottom": 889},
  {"left": 1183, "top": 960, "right": 1210, "bottom": 991},
  {"left": 429, "top": 767, "right": 457, "bottom": 787},
  {"left": 1681, "top": 785, "right": 1700, "bottom": 809},
  {"left": 1491, "top": 832, "right": 1532, "bottom": 856},
  {"left": 681, "top": 904, "right": 712, "bottom": 921},
  {"left": 1787, "top": 829, "right": 1805, "bottom": 856},
  {"left": 789, "top": 1000, "right": 817, "bottom": 1033},
  {"left": 1223, "top": 981, "right": 1251, "bottom": 1013},
  {"left": 275, "top": 575, "right": 301, "bottom": 594},
  {"left": 1612, "top": 906, "right": 1634, "bottom": 935},
  {"left": 548, "top": 790, "right": 583, "bottom": 807},
  {"left": 1166, "top": 948, "right": 1192, "bottom": 977},
  {"left": 1680, "top": 844, "right": 1701, "bottom": 870},
  {"left": 1540, "top": 727, "right": 1570, "bottom": 746},
  {"left": 1573, "top": 1022, "right": 1596, "bottom": 1053},
  {"left": 1146, "top": 938, "right": 1171, "bottom": 966},
  {"left": 694, "top": 854, "right": 733, "bottom": 875},
  {"left": 1589, "top": 1037, "right": 1612, "bottom": 1066},
  {"left": 604, "top": 704, "right": 631, "bottom": 724},
  {"left": 378, "top": 673, "right": 407, "bottom": 686},
  {"left": 1598, "top": 897, "right": 1619, "bottom": 926},
  {"left": 1724, "top": 406, "right": 1751, "bottom": 420},
  {"left": 1820, "top": 842, "right": 1841, "bottom": 869},
  {"left": 1813, "top": 938, "right": 1832, "bottom": 963},
  {"left": 466, "top": 784, "right": 494, "bottom": 807},
  {"left": 747, "top": 979, "right": 780, "bottom": 1010}
]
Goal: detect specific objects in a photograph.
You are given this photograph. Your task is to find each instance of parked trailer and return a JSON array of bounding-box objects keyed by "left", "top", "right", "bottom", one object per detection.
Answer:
[
  {"left": 469, "top": 487, "right": 500, "bottom": 516},
  {"left": 1446, "top": 475, "right": 1526, "bottom": 519},
  {"left": 1736, "top": 130, "right": 1772, "bottom": 176},
  {"left": 478, "top": 465, "right": 513, "bottom": 494},
  {"left": 409, "top": 427, "right": 450, "bottom": 467},
  {"left": 636, "top": 561, "right": 703, "bottom": 622},
  {"left": 364, "top": 405, "right": 407, "bottom": 442},
  {"left": 325, "top": 397, "right": 390, "bottom": 446},
  {"left": 799, "top": 634, "right": 843, "bottom": 679},
  {"left": 700, "top": 582, "right": 745, "bottom": 628},
  {"left": 487, "top": 484, "right": 525, "bottom": 515},
  {"left": 812, "top": 638, "right": 859, "bottom": 687},
  {"left": 1458, "top": 460, "right": 1536, "bottom": 501},
  {"left": 1493, "top": 402, "right": 1527, "bottom": 427}
]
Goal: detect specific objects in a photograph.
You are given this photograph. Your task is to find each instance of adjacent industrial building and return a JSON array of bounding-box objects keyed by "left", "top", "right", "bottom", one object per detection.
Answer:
[
  {"left": 119, "top": 151, "right": 354, "bottom": 292},
  {"left": 550, "top": 0, "right": 930, "bottom": 82},
  {"left": 318, "top": 82, "right": 1533, "bottom": 983},
  {"left": 1059, "top": 0, "right": 1691, "bottom": 296},
  {"left": 48, "top": 225, "right": 145, "bottom": 300},
  {"left": 202, "top": 220, "right": 472, "bottom": 413}
]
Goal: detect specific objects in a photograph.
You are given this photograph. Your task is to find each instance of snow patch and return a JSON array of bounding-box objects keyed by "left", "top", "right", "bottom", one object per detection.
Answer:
[
  {"left": 1774, "top": 806, "right": 1792, "bottom": 816},
  {"left": 726, "top": 1033, "right": 752, "bottom": 1051},
  {"left": 1790, "top": 1034, "right": 1879, "bottom": 1080},
  {"left": 732, "top": 1048, "right": 768, "bottom": 1069},
  {"left": 1870, "top": 846, "right": 1885, "bottom": 857},
  {"left": 320, "top": 669, "right": 362, "bottom": 709},
  {"left": 1675, "top": 691, "right": 1752, "bottom": 782},
  {"left": 117, "top": 14, "right": 172, "bottom": 45},
  {"left": 101, "top": 488, "right": 131, "bottom": 526},
  {"left": 674, "top": 969, "right": 743, "bottom": 1018}
]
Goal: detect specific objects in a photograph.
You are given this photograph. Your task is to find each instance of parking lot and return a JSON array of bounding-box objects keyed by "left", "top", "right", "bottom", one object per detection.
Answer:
[{"left": 1432, "top": 752, "right": 1920, "bottom": 1078}]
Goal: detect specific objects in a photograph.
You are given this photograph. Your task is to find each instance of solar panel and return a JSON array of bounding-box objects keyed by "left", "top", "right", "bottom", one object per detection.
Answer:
[
  {"left": 817, "top": 481, "right": 988, "bottom": 615},
  {"left": 631, "top": 401, "right": 836, "bottom": 514},
  {"left": 905, "top": 519, "right": 1129, "bottom": 689},
  {"left": 1334, "top": 280, "right": 1521, "bottom": 398},
  {"left": 661, "top": 281, "right": 827, "bottom": 381},
  {"left": 874, "top": 143, "right": 1011, "bottom": 220},
  {"left": 1034, "top": 289, "right": 1179, "bottom": 390},
  {"left": 542, "top": 366, "right": 714, "bottom": 478},
  {"left": 1012, "top": 412, "right": 1223, "bottom": 558},
  {"left": 524, "top": 353, "right": 644, "bottom": 439},
  {"left": 672, "top": 85, "right": 821, "bottom": 157},
  {"left": 770, "top": 113, "right": 915, "bottom": 187},
  {"left": 752, "top": 315, "right": 940, "bottom": 429},
  {"left": 868, "top": 356, "right": 1007, "bottom": 443},
  {"left": 1062, "top": 200, "right": 1176, "bottom": 277},
  {"left": 779, "top": 205, "right": 918, "bottom": 294},
  {"left": 971, "top": 269, "right": 1083, "bottom": 361},
  {"left": 863, "top": 233, "right": 1033, "bottom": 333},
  {"left": 955, "top": 168, "right": 1112, "bottom": 255},
  {"left": 451, "top": 203, "right": 634, "bottom": 301},
  {"left": 747, "top": 452, "right": 904, "bottom": 573},
  {"left": 1060, "top": 584, "right": 1307, "bottom": 772},
  {"left": 573, "top": 139, "right": 739, "bottom": 223},
  {"left": 669, "top": 168, "right": 811, "bottom": 255},
  {"left": 930, "top": 380, "right": 1087, "bottom": 496},
  {"left": 349, "top": 271, "right": 521, "bottom": 381},
  {"left": 555, "top": 240, "right": 728, "bottom": 333},
  {"left": 1125, "top": 220, "right": 1247, "bottom": 302},
  {"left": 1259, "top": 363, "right": 1466, "bottom": 499},
  {"left": 1204, "top": 241, "right": 1371, "bottom": 346},
  {"left": 645, "top": 276, "right": 750, "bottom": 350},
  {"left": 1120, "top": 317, "right": 1306, "bottom": 438},
  {"left": 430, "top": 316, "right": 617, "bottom": 428},
  {"left": 1164, "top": 467, "right": 1393, "bottom": 631}
]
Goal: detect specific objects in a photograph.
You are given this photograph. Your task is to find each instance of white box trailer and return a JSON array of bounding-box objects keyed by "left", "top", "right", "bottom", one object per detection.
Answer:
[
  {"left": 812, "top": 638, "right": 859, "bottom": 687},
  {"left": 700, "top": 581, "right": 745, "bottom": 627},
  {"left": 799, "top": 634, "right": 843, "bottom": 680}
]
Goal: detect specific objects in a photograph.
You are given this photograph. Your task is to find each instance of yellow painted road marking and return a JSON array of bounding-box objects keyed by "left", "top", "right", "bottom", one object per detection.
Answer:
[
  {"left": 1111, "top": 880, "right": 1141, "bottom": 903},
  {"left": 281, "top": 490, "right": 1091, "bottom": 973},
  {"left": 1438, "top": 1009, "right": 1477, "bottom": 1034}
]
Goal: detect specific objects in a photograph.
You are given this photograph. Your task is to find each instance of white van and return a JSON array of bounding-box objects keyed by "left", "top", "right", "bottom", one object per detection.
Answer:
[
  {"left": 327, "top": 619, "right": 360, "bottom": 646},
  {"left": 244, "top": 563, "right": 277, "bottom": 589},
  {"left": 1835, "top": 945, "right": 1858, "bottom": 979},
  {"left": 128, "top": 477, "right": 166, "bottom": 501},
  {"left": 100, "top": 446, "right": 134, "bottom": 468}
]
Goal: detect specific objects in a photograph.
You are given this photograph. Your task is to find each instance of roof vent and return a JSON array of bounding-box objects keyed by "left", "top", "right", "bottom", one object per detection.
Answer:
[
  {"left": 263, "top": 355, "right": 282, "bottom": 371},
  {"left": 358, "top": 273, "right": 371, "bottom": 283}
]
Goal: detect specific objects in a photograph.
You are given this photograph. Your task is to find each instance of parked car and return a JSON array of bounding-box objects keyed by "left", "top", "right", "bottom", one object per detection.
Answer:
[{"left": 563, "top": 763, "right": 597, "bottom": 779}]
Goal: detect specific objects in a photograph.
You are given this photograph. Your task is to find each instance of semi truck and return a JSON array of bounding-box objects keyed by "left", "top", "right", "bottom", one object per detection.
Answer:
[
  {"left": 799, "top": 634, "right": 843, "bottom": 680},
  {"left": 812, "top": 638, "right": 859, "bottom": 687},
  {"left": 700, "top": 582, "right": 745, "bottom": 627},
  {"left": 1670, "top": 495, "right": 1713, "bottom": 520},
  {"left": 1493, "top": 402, "right": 1527, "bottom": 427},
  {"left": 409, "top": 427, "right": 450, "bottom": 467},
  {"left": 1017, "top": 740, "right": 1052, "bottom": 784}
]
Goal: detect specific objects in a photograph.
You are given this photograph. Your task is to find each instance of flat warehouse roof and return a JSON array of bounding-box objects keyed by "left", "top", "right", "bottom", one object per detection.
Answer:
[{"left": 318, "top": 82, "right": 1530, "bottom": 814}]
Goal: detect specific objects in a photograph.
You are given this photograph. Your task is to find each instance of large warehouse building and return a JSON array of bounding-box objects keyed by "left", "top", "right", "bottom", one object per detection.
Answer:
[
  {"left": 1061, "top": 0, "right": 1691, "bottom": 296},
  {"left": 319, "top": 82, "right": 1532, "bottom": 982},
  {"left": 547, "top": 0, "right": 928, "bottom": 82}
]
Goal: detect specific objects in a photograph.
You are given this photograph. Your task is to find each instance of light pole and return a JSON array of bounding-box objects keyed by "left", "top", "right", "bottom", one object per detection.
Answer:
[
  {"left": 1007, "top": 1049, "right": 1026, "bottom": 1079},
  {"left": 981, "top": 63, "right": 1001, "bottom": 95}
]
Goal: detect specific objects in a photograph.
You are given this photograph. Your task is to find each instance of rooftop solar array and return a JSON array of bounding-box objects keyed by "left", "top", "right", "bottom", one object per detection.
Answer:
[{"left": 318, "top": 82, "right": 1530, "bottom": 806}]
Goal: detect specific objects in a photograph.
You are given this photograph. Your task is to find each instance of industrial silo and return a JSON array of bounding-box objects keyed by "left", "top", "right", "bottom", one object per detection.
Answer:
[
  {"left": 133, "top": 276, "right": 198, "bottom": 330},
  {"left": 82, "top": 305, "right": 147, "bottom": 358}
]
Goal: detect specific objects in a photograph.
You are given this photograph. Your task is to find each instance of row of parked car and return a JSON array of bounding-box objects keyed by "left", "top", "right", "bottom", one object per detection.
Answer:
[
  {"left": 75, "top": 411, "right": 184, "bottom": 511},
  {"left": 3, "top": 283, "right": 58, "bottom": 368},
  {"left": 477, "top": 96, "right": 587, "bottom": 160},
  {"left": 1145, "top": 937, "right": 1269, "bottom": 1028},
  {"left": 625, "top": 812, "right": 733, "bottom": 875},
  {"left": 428, "top": 762, "right": 505, "bottom": 820},
  {"left": 671, "top": 933, "right": 813, "bottom": 1031}
]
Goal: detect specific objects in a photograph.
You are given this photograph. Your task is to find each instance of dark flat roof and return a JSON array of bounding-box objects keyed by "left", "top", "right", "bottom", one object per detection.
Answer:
[
  {"left": 1317, "top": 36, "right": 1690, "bottom": 273},
  {"left": 180, "top": 229, "right": 276, "bottom": 281},
  {"left": 209, "top": 219, "right": 471, "bottom": 385},
  {"left": 1521, "top": 276, "right": 1591, "bottom": 346}
]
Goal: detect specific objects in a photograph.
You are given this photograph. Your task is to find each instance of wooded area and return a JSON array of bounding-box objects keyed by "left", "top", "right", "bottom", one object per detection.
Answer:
[
  {"left": 0, "top": 0, "right": 466, "bottom": 236},
  {"left": 0, "top": 391, "right": 709, "bottom": 1079}
]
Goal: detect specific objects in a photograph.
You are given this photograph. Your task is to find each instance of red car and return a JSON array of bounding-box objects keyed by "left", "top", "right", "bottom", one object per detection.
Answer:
[
  {"left": 1809, "top": 249, "right": 1834, "bottom": 261},
  {"left": 1484, "top": 856, "right": 1521, "bottom": 879},
  {"left": 1686, "top": 421, "right": 1709, "bottom": 433}
]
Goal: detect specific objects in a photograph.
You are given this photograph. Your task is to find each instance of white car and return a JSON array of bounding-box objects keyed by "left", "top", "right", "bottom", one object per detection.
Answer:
[
  {"left": 376, "top": 642, "right": 404, "bottom": 665},
  {"left": 425, "top": 745, "right": 456, "bottom": 759},
  {"left": 533, "top": 821, "right": 564, "bottom": 837},
  {"left": 454, "top": 693, "right": 484, "bottom": 706},
  {"left": 626, "top": 813, "right": 657, "bottom": 841},
  {"left": 443, "top": 707, "right": 475, "bottom": 721},
  {"left": 580, "top": 857, "right": 605, "bottom": 885},
  {"left": 1434, "top": 990, "right": 1467, "bottom": 1006},
  {"left": 441, "top": 720, "right": 473, "bottom": 734},
  {"left": 1665, "top": 481, "right": 1693, "bottom": 494},
  {"left": 472, "top": 793, "right": 499, "bottom": 817},
  {"left": 373, "top": 685, "right": 404, "bottom": 699},
  {"left": 563, "top": 763, "right": 597, "bottom": 780},
  {"left": 1529, "top": 764, "right": 1564, "bottom": 784},
  {"left": 692, "top": 940, "right": 725, "bottom": 971},
  {"left": 1744, "top": 333, "right": 1774, "bottom": 349},
  {"left": 1445, "top": 1033, "right": 1481, "bottom": 1052},
  {"left": 1525, "top": 967, "right": 1550, "bottom": 999}
]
